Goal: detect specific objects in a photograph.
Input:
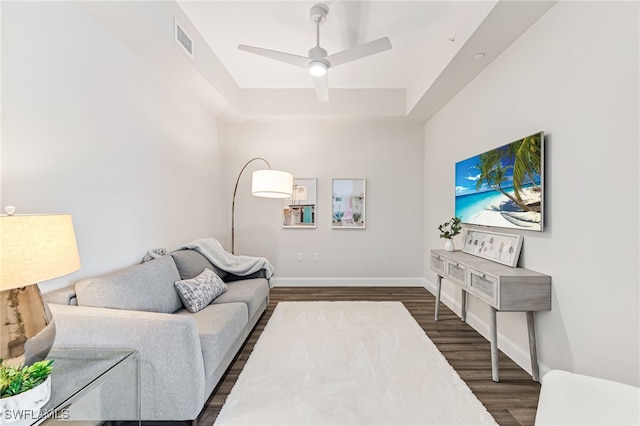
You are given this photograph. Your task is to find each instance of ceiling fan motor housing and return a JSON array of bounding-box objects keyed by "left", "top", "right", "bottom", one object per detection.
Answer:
[{"left": 308, "top": 46, "right": 328, "bottom": 61}]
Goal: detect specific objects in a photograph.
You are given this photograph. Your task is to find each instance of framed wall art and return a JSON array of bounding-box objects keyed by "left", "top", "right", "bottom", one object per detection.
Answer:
[
  {"left": 462, "top": 229, "right": 523, "bottom": 267},
  {"left": 455, "top": 131, "right": 544, "bottom": 232},
  {"left": 282, "top": 178, "right": 316, "bottom": 228},
  {"left": 332, "top": 179, "right": 365, "bottom": 229}
]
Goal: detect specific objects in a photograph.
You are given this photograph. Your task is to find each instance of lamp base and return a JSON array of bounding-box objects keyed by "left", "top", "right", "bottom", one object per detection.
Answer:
[{"left": 0, "top": 285, "right": 56, "bottom": 367}]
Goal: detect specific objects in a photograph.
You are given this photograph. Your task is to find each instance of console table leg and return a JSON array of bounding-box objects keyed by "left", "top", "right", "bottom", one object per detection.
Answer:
[
  {"left": 527, "top": 311, "right": 540, "bottom": 382},
  {"left": 490, "top": 307, "right": 499, "bottom": 382},
  {"left": 461, "top": 290, "right": 467, "bottom": 322},
  {"left": 435, "top": 275, "right": 442, "bottom": 321}
]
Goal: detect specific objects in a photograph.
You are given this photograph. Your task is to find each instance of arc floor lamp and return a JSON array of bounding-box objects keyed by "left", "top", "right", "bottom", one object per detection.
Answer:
[{"left": 232, "top": 158, "right": 293, "bottom": 254}]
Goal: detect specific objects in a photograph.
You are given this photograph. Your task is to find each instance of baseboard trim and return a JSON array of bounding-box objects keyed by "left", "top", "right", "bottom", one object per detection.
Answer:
[
  {"left": 424, "top": 278, "right": 551, "bottom": 381},
  {"left": 271, "top": 277, "right": 428, "bottom": 287}
]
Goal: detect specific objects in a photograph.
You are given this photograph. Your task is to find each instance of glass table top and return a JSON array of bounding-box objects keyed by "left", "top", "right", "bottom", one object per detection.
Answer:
[
  {"left": 45, "top": 348, "right": 139, "bottom": 411},
  {"left": 2, "top": 348, "right": 139, "bottom": 425}
]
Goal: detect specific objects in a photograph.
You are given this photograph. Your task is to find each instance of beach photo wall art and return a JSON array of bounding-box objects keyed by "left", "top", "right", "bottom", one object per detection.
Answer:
[
  {"left": 455, "top": 131, "right": 544, "bottom": 231},
  {"left": 332, "top": 179, "right": 366, "bottom": 229},
  {"left": 283, "top": 178, "right": 316, "bottom": 228},
  {"left": 462, "top": 229, "right": 523, "bottom": 267}
]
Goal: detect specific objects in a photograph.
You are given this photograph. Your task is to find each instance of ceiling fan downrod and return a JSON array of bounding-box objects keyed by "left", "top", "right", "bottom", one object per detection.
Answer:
[{"left": 308, "top": 3, "right": 329, "bottom": 69}]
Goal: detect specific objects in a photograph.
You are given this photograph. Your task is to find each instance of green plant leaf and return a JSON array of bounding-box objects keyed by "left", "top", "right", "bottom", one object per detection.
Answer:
[
  {"left": 438, "top": 217, "right": 463, "bottom": 239},
  {"left": 0, "top": 359, "right": 53, "bottom": 398}
]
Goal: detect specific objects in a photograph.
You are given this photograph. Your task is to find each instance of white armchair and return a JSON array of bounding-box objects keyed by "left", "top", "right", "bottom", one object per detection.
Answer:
[{"left": 535, "top": 370, "right": 639, "bottom": 425}]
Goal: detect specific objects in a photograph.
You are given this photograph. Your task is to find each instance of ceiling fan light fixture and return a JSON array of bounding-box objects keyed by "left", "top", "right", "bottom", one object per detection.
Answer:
[{"left": 308, "top": 61, "right": 327, "bottom": 77}]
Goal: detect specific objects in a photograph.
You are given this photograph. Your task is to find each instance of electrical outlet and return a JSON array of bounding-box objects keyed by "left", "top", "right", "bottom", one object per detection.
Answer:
[
  {"left": 313, "top": 253, "right": 319, "bottom": 261},
  {"left": 298, "top": 253, "right": 304, "bottom": 262}
]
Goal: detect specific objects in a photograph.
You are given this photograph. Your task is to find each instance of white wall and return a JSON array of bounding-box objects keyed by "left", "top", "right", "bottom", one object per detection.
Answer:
[
  {"left": 219, "top": 116, "right": 425, "bottom": 284},
  {"left": 1, "top": 2, "right": 225, "bottom": 290},
  {"left": 424, "top": 1, "right": 639, "bottom": 385}
]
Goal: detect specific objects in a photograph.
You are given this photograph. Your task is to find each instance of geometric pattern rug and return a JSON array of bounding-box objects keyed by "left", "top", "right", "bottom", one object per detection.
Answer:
[{"left": 215, "top": 301, "right": 497, "bottom": 425}]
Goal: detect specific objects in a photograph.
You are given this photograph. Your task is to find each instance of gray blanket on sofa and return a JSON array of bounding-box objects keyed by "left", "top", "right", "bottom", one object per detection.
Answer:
[{"left": 173, "top": 237, "right": 275, "bottom": 279}]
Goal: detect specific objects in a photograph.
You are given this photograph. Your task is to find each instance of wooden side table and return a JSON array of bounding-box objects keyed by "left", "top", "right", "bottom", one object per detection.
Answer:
[{"left": 430, "top": 249, "right": 551, "bottom": 382}]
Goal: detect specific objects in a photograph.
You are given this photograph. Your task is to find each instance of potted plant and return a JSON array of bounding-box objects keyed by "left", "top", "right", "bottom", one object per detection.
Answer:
[
  {"left": 438, "top": 217, "right": 462, "bottom": 252},
  {"left": 0, "top": 360, "right": 53, "bottom": 422},
  {"left": 333, "top": 211, "right": 344, "bottom": 224}
]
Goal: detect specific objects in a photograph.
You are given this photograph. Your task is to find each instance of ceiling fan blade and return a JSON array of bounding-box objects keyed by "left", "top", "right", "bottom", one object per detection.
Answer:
[
  {"left": 238, "top": 44, "right": 309, "bottom": 68},
  {"left": 325, "top": 37, "right": 392, "bottom": 68},
  {"left": 311, "top": 73, "right": 329, "bottom": 103}
]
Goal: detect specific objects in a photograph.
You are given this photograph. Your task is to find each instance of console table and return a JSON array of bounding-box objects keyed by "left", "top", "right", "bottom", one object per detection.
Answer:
[{"left": 430, "top": 249, "right": 551, "bottom": 382}]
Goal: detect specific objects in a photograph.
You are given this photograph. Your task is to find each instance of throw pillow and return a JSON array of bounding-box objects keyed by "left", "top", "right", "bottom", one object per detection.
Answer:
[{"left": 174, "top": 268, "right": 227, "bottom": 313}]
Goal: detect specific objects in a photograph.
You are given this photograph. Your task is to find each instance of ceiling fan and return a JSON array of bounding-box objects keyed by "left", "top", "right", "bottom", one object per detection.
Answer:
[{"left": 238, "top": 3, "right": 392, "bottom": 102}]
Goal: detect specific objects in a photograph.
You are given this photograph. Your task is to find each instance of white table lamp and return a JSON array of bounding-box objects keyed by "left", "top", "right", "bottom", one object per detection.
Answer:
[{"left": 0, "top": 209, "right": 81, "bottom": 366}]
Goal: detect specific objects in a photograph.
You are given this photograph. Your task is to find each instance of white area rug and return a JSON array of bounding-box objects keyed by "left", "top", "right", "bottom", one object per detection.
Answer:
[{"left": 215, "top": 301, "right": 497, "bottom": 425}]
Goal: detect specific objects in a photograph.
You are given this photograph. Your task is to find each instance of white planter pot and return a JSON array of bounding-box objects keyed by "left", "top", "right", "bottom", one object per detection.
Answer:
[
  {"left": 0, "top": 376, "right": 51, "bottom": 424},
  {"left": 444, "top": 240, "right": 455, "bottom": 252}
]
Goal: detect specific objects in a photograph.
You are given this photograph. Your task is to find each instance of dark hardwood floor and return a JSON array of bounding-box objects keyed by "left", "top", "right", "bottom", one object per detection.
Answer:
[{"left": 197, "top": 287, "right": 541, "bottom": 426}]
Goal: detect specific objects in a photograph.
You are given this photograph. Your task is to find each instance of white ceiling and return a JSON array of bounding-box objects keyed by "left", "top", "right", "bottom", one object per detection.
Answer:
[
  {"left": 179, "top": 1, "right": 494, "bottom": 91},
  {"left": 77, "top": 1, "right": 557, "bottom": 121}
]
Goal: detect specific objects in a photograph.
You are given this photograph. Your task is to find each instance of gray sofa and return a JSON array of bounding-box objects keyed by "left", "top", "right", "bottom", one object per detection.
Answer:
[{"left": 44, "top": 248, "right": 270, "bottom": 421}]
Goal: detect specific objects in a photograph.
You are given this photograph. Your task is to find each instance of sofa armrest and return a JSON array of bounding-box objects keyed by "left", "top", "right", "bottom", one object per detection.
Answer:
[
  {"left": 49, "top": 304, "right": 206, "bottom": 421},
  {"left": 43, "top": 285, "right": 77, "bottom": 305}
]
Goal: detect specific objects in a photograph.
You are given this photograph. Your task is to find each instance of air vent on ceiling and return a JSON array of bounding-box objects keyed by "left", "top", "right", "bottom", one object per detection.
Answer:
[{"left": 174, "top": 18, "right": 193, "bottom": 58}]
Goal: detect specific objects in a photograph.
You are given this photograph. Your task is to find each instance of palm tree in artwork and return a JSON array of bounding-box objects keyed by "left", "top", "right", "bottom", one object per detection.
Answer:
[
  {"left": 475, "top": 149, "right": 531, "bottom": 211},
  {"left": 504, "top": 133, "right": 542, "bottom": 208},
  {"left": 475, "top": 135, "right": 542, "bottom": 213}
]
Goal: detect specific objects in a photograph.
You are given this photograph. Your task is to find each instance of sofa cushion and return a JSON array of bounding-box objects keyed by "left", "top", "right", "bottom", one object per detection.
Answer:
[
  {"left": 75, "top": 255, "right": 183, "bottom": 313},
  {"left": 211, "top": 278, "right": 269, "bottom": 320},
  {"left": 176, "top": 302, "right": 248, "bottom": 389},
  {"left": 171, "top": 249, "right": 227, "bottom": 280},
  {"left": 175, "top": 268, "right": 227, "bottom": 313}
]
